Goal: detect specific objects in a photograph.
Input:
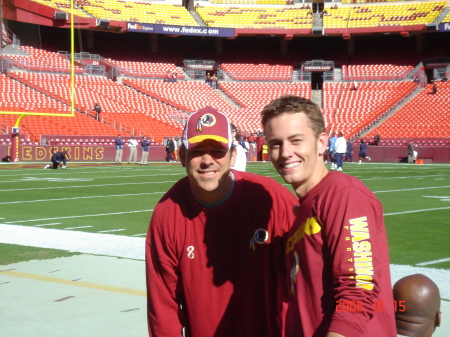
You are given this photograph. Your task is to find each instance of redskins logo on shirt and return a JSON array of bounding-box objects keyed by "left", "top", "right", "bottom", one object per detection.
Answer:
[
  {"left": 250, "top": 229, "right": 269, "bottom": 250},
  {"left": 196, "top": 113, "right": 217, "bottom": 132}
]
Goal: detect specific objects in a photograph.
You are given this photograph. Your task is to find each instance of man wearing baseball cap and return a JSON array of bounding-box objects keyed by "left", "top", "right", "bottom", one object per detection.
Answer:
[{"left": 146, "top": 106, "right": 298, "bottom": 337}]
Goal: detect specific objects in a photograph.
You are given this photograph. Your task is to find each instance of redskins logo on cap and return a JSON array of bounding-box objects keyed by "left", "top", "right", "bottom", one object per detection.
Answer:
[
  {"left": 196, "top": 113, "right": 217, "bottom": 132},
  {"left": 249, "top": 229, "right": 269, "bottom": 250}
]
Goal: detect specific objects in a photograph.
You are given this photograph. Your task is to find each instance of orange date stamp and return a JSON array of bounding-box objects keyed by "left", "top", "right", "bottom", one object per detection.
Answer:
[{"left": 336, "top": 300, "right": 406, "bottom": 312}]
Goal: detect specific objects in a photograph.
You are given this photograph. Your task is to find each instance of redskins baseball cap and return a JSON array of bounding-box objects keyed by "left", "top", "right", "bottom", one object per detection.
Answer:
[{"left": 182, "top": 107, "right": 232, "bottom": 149}]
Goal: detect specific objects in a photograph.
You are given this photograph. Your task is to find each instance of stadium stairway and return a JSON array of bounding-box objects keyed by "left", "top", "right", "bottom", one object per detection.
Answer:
[
  {"left": 190, "top": 8, "right": 207, "bottom": 26},
  {"left": 214, "top": 87, "right": 242, "bottom": 109}
]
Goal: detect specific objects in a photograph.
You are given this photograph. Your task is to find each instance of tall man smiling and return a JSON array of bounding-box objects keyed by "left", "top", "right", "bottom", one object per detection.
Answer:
[
  {"left": 145, "top": 107, "right": 297, "bottom": 337},
  {"left": 261, "top": 96, "right": 396, "bottom": 337}
]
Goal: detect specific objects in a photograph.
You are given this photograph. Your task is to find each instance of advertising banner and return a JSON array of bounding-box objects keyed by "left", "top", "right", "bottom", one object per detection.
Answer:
[{"left": 127, "top": 22, "right": 235, "bottom": 38}]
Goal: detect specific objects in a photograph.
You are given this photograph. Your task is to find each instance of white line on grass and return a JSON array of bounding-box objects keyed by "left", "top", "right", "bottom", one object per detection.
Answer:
[
  {"left": 374, "top": 185, "right": 450, "bottom": 193},
  {"left": 2, "top": 192, "right": 165, "bottom": 205},
  {"left": 64, "top": 226, "right": 93, "bottom": 230},
  {"left": 97, "top": 229, "right": 125, "bottom": 233},
  {"left": 34, "top": 223, "right": 61, "bottom": 227},
  {"left": 417, "top": 257, "right": 450, "bottom": 266},
  {"left": 384, "top": 206, "right": 450, "bottom": 216},
  {"left": 4, "top": 209, "right": 154, "bottom": 224},
  {"left": 0, "top": 181, "right": 177, "bottom": 192}
]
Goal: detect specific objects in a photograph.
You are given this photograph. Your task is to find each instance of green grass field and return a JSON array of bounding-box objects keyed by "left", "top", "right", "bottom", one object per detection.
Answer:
[{"left": 1, "top": 161, "right": 449, "bottom": 269}]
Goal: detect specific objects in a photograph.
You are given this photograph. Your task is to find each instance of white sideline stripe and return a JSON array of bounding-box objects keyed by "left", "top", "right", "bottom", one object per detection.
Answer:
[
  {"left": 97, "top": 229, "right": 125, "bottom": 233},
  {"left": 0, "top": 181, "right": 177, "bottom": 192},
  {"left": 374, "top": 185, "right": 450, "bottom": 193},
  {"left": 0, "top": 224, "right": 448, "bottom": 300},
  {"left": 4, "top": 209, "right": 154, "bottom": 224},
  {"left": 0, "top": 224, "right": 144, "bottom": 260},
  {"left": 2, "top": 192, "right": 165, "bottom": 205},
  {"left": 34, "top": 223, "right": 61, "bottom": 227},
  {"left": 64, "top": 226, "right": 93, "bottom": 230},
  {"left": 384, "top": 206, "right": 450, "bottom": 216},
  {"left": 416, "top": 257, "right": 450, "bottom": 266}
]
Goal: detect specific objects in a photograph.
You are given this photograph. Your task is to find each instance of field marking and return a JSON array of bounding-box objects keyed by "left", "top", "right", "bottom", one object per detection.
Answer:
[
  {"left": 1, "top": 192, "right": 165, "bottom": 205},
  {"left": 0, "top": 224, "right": 144, "bottom": 260},
  {"left": 1, "top": 224, "right": 449, "bottom": 301},
  {"left": 4, "top": 209, "right": 154, "bottom": 224},
  {"left": 0, "top": 180, "right": 178, "bottom": 192},
  {"left": 64, "top": 226, "right": 93, "bottom": 230},
  {"left": 98, "top": 229, "right": 125, "bottom": 233},
  {"left": 374, "top": 185, "right": 450, "bottom": 193},
  {"left": 417, "top": 257, "right": 450, "bottom": 266},
  {"left": 0, "top": 270, "right": 146, "bottom": 297},
  {"left": 34, "top": 223, "right": 61, "bottom": 227},
  {"left": 384, "top": 206, "right": 450, "bottom": 216}
]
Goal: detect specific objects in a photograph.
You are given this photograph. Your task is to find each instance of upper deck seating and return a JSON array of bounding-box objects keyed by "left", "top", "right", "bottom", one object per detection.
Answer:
[
  {"left": 77, "top": 0, "right": 198, "bottom": 25},
  {"left": 196, "top": 6, "right": 313, "bottom": 29},
  {"left": 324, "top": 2, "right": 445, "bottom": 28},
  {"left": 30, "top": 0, "right": 90, "bottom": 17}
]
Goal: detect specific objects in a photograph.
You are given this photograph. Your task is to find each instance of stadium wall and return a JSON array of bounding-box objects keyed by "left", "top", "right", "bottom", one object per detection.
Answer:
[{"left": 0, "top": 144, "right": 449, "bottom": 163}]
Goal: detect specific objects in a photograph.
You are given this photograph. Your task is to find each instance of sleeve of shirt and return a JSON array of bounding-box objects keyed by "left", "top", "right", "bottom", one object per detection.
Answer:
[
  {"left": 324, "top": 186, "right": 386, "bottom": 336},
  {"left": 146, "top": 211, "right": 185, "bottom": 337}
]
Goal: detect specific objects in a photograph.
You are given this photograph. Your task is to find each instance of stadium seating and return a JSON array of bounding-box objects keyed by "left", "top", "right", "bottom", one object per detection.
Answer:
[
  {"left": 324, "top": 2, "right": 445, "bottom": 28},
  {"left": 220, "top": 63, "right": 293, "bottom": 81},
  {"left": 0, "top": 72, "right": 184, "bottom": 143},
  {"left": 196, "top": 6, "right": 313, "bottom": 29},
  {"left": 342, "top": 64, "right": 414, "bottom": 81},
  {"left": 76, "top": 0, "right": 198, "bottom": 25},
  {"left": 2, "top": 46, "right": 84, "bottom": 74},
  {"left": 322, "top": 81, "right": 418, "bottom": 138},
  {"left": 30, "top": 0, "right": 90, "bottom": 18},
  {"left": 366, "top": 81, "right": 450, "bottom": 139},
  {"left": 104, "top": 59, "right": 184, "bottom": 80}
]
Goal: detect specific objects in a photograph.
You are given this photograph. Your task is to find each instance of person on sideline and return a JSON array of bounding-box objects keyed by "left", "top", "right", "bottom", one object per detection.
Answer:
[
  {"left": 334, "top": 132, "right": 347, "bottom": 171},
  {"left": 165, "top": 137, "right": 175, "bottom": 162},
  {"left": 128, "top": 136, "right": 139, "bottom": 164},
  {"left": 115, "top": 135, "right": 125, "bottom": 163},
  {"left": 393, "top": 274, "right": 441, "bottom": 337},
  {"left": 146, "top": 106, "right": 298, "bottom": 337},
  {"left": 359, "top": 139, "right": 371, "bottom": 164},
  {"left": 44, "top": 150, "right": 68, "bottom": 169},
  {"left": 328, "top": 132, "right": 338, "bottom": 170},
  {"left": 261, "top": 95, "right": 397, "bottom": 337},
  {"left": 345, "top": 139, "right": 354, "bottom": 163},
  {"left": 407, "top": 140, "right": 416, "bottom": 163},
  {"left": 140, "top": 136, "right": 150, "bottom": 165},
  {"left": 231, "top": 134, "right": 247, "bottom": 171}
]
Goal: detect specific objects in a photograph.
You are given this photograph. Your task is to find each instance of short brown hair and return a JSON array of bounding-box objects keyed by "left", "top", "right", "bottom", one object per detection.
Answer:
[{"left": 261, "top": 95, "right": 325, "bottom": 138}]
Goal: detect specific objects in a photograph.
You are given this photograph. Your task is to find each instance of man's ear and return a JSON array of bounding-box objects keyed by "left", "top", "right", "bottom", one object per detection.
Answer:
[
  {"left": 435, "top": 311, "right": 441, "bottom": 328},
  {"left": 230, "top": 146, "right": 237, "bottom": 167},
  {"left": 318, "top": 133, "right": 328, "bottom": 155},
  {"left": 179, "top": 145, "right": 186, "bottom": 168}
]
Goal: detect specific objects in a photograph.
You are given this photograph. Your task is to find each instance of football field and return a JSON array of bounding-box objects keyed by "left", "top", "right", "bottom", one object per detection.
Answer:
[{"left": 0, "top": 161, "right": 449, "bottom": 337}]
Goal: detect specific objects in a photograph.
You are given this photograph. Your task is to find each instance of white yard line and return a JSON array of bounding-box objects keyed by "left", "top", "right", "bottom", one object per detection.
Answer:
[
  {"left": 384, "top": 206, "right": 450, "bottom": 216},
  {"left": 1, "top": 192, "right": 165, "bottom": 205},
  {"left": 0, "top": 181, "right": 177, "bottom": 192},
  {"left": 4, "top": 209, "right": 153, "bottom": 223},
  {"left": 417, "top": 257, "right": 450, "bottom": 266}
]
